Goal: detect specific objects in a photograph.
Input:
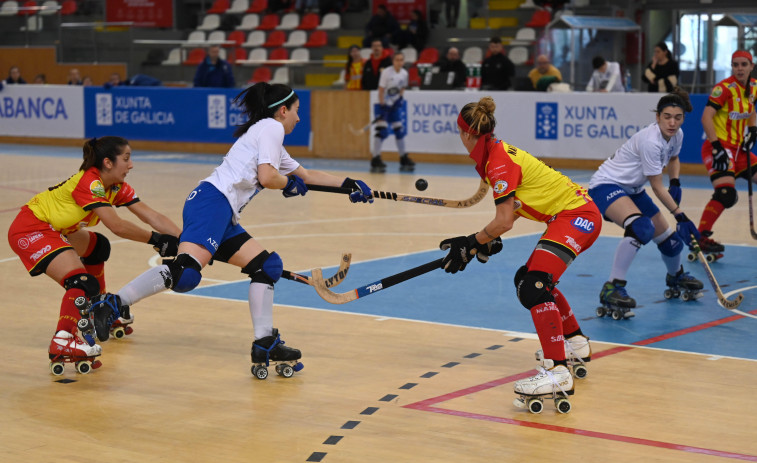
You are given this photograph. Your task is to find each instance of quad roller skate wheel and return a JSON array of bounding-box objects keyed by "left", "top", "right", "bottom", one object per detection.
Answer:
[
  {"left": 573, "top": 365, "right": 588, "bottom": 379},
  {"left": 276, "top": 364, "right": 294, "bottom": 378},
  {"left": 76, "top": 361, "right": 91, "bottom": 374},
  {"left": 611, "top": 309, "right": 623, "bottom": 320},
  {"left": 527, "top": 398, "right": 544, "bottom": 414},
  {"left": 681, "top": 292, "right": 690, "bottom": 302},
  {"left": 252, "top": 365, "right": 268, "bottom": 380},
  {"left": 555, "top": 398, "right": 572, "bottom": 414},
  {"left": 595, "top": 306, "right": 607, "bottom": 317},
  {"left": 112, "top": 327, "right": 126, "bottom": 339},
  {"left": 706, "top": 254, "right": 715, "bottom": 263},
  {"left": 664, "top": 289, "right": 673, "bottom": 299},
  {"left": 50, "top": 362, "right": 65, "bottom": 376},
  {"left": 687, "top": 252, "right": 696, "bottom": 262}
]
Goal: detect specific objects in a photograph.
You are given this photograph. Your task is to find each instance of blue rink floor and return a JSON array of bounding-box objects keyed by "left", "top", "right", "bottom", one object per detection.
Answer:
[{"left": 191, "top": 234, "right": 757, "bottom": 361}]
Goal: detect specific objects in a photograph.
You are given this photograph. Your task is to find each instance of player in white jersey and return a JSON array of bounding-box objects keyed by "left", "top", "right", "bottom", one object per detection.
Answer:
[
  {"left": 371, "top": 51, "right": 415, "bottom": 173},
  {"left": 92, "top": 83, "right": 375, "bottom": 376},
  {"left": 587, "top": 88, "right": 703, "bottom": 317}
]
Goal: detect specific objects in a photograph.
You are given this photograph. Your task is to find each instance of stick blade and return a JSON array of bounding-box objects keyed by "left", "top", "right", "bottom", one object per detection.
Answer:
[
  {"left": 720, "top": 292, "right": 744, "bottom": 310},
  {"left": 323, "top": 253, "right": 351, "bottom": 288},
  {"left": 311, "top": 268, "right": 357, "bottom": 304}
]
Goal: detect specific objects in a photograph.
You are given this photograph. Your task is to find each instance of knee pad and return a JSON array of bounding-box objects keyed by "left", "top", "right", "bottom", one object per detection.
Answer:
[
  {"left": 81, "top": 232, "right": 111, "bottom": 265},
  {"left": 513, "top": 265, "right": 528, "bottom": 288},
  {"left": 166, "top": 253, "right": 202, "bottom": 293},
  {"left": 241, "top": 250, "right": 283, "bottom": 285},
  {"left": 392, "top": 123, "right": 405, "bottom": 140},
  {"left": 374, "top": 125, "right": 389, "bottom": 140},
  {"left": 624, "top": 214, "right": 654, "bottom": 245},
  {"left": 515, "top": 270, "right": 555, "bottom": 310},
  {"left": 657, "top": 229, "right": 684, "bottom": 257},
  {"left": 712, "top": 185, "right": 737, "bottom": 208},
  {"left": 63, "top": 272, "right": 101, "bottom": 298}
]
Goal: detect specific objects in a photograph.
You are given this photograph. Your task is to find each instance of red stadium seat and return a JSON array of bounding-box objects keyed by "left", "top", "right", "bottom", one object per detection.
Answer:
[
  {"left": 227, "top": 30, "right": 246, "bottom": 47},
  {"left": 246, "top": 0, "right": 267, "bottom": 13},
  {"left": 525, "top": 10, "right": 551, "bottom": 28},
  {"left": 183, "top": 48, "right": 207, "bottom": 66},
  {"left": 297, "top": 12, "right": 319, "bottom": 30},
  {"left": 206, "top": 0, "right": 230, "bottom": 14},
  {"left": 18, "top": 0, "right": 37, "bottom": 16},
  {"left": 249, "top": 66, "right": 272, "bottom": 83},
  {"left": 303, "top": 30, "right": 327, "bottom": 48},
  {"left": 268, "top": 47, "right": 288, "bottom": 65},
  {"left": 262, "top": 30, "right": 285, "bottom": 47},
  {"left": 60, "top": 0, "right": 76, "bottom": 15},
  {"left": 229, "top": 47, "right": 248, "bottom": 64},
  {"left": 417, "top": 47, "right": 439, "bottom": 64},
  {"left": 257, "top": 13, "right": 279, "bottom": 30},
  {"left": 408, "top": 65, "right": 420, "bottom": 87}
]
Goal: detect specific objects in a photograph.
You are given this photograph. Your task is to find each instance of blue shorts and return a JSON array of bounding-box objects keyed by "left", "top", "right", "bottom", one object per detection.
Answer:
[
  {"left": 373, "top": 103, "right": 403, "bottom": 124},
  {"left": 588, "top": 183, "right": 660, "bottom": 220},
  {"left": 181, "top": 182, "right": 247, "bottom": 256}
]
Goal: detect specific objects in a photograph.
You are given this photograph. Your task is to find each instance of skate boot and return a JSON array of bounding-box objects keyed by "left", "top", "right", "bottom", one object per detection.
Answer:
[
  {"left": 250, "top": 328, "right": 303, "bottom": 380},
  {"left": 664, "top": 266, "right": 704, "bottom": 301},
  {"left": 513, "top": 359, "right": 574, "bottom": 414},
  {"left": 370, "top": 156, "right": 387, "bottom": 174},
  {"left": 49, "top": 330, "right": 103, "bottom": 375},
  {"left": 399, "top": 154, "right": 416, "bottom": 172},
  {"left": 597, "top": 279, "right": 636, "bottom": 320},
  {"left": 536, "top": 335, "right": 591, "bottom": 379},
  {"left": 91, "top": 293, "right": 130, "bottom": 342},
  {"left": 688, "top": 231, "right": 724, "bottom": 263}
]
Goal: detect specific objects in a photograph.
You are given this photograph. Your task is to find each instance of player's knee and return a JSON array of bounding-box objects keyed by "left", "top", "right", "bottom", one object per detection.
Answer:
[
  {"left": 515, "top": 270, "right": 555, "bottom": 310},
  {"left": 63, "top": 272, "right": 101, "bottom": 299},
  {"left": 657, "top": 229, "right": 684, "bottom": 257},
  {"left": 513, "top": 265, "right": 528, "bottom": 288},
  {"left": 166, "top": 253, "right": 202, "bottom": 293},
  {"left": 624, "top": 214, "right": 654, "bottom": 244},
  {"left": 81, "top": 232, "right": 111, "bottom": 265},
  {"left": 241, "top": 250, "right": 283, "bottom": 285},
  {"left": 712, "top": 185, "right": 737, "bottom": 208}
]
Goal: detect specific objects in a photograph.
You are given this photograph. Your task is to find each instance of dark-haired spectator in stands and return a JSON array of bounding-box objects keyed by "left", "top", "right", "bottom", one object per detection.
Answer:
[
  {"left": 361, "top": 38, "right": 393, "bottom": 90},
  {"left": 268, "top": 0, "right": 294, "bottom": 13},
  {"left": 444, "top": 0, "right": 459, "bottom": 27},
  {"left": 67, "top": 68, "right": 82, "bottom": 85},
  {"left": 345, "top": 45, "right": 365, "bottom": 90},
  {"left": 528, "top": 54, "right": 562, "bottom": 91},
  {"left": 194, "top": 45, "right": 236, "bottom": 88},
  {"left": 480, "top": 37, "right": 515, "bottom": 90},
  {"left": 6, "top": 66, "right": 26, "bottom": 85},
  {"left": 362, "top": 5, "right": 399, "bottom": 48},
  {"left": 104, "top": 72, "right": 125, "bottom": 89},
  {"left": 435, "top": 47, "right": 467, "bottom": 89},
  {"left": 642, "top": 42, "right": 679, "bottom": 93},
  {"left": 586, "top": 55, "right": 624, "bottom": 93},
  {"left": 295, "top": 0, "right": 318, "bottom": 14},
  {"left": 33, "top": 73, "right": 46, "bottom": 84},
  {"left": 394, "top": 9, "right": 429, "bottom": 53}
]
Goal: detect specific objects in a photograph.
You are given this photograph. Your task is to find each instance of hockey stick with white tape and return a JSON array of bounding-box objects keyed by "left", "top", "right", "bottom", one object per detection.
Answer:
[
  {"left": 744, "top": 144, "right": 757, "bottom": 240},
  {"left": 280, "top": 253, "right": 351, "bottom": 289},
  {"left": 689, "top": 235, "right": 745, "bottom": 311}
]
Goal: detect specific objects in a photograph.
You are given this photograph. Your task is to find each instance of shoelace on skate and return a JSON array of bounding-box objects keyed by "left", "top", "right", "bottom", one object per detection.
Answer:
[{"left": 541, "top": 366, "right": 570, "bottom": 397}]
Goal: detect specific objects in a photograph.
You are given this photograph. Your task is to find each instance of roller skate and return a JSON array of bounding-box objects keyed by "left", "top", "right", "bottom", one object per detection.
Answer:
[
  {"left": 91, "top": 293, "right": 130, "bottom": 342},
  {"left": 596, "top": 279, "right": 636, "bottom": 320},
  {"left": 48, "top": 330, "right": 103, "bottom": 375},
  {"left": 370, "top": 156, "right": 387, "bottom": 174},
  {"left": 250, "top": 328, "right": 303, "bottom": 380},
  {"left": 536, "top": 335, "right": 591, "bottom": 379},
  {"left": 664, "top": 266, "right": 704, "bottom": 301},
  {"left": 513, "top": 359, "right": 574, "bottom": 414},
  {"left": 399, "top": 154, "right": 416, "bottom": 172},
  {"left": 687, "top": 231, "right": 724, "bottom": 263}
]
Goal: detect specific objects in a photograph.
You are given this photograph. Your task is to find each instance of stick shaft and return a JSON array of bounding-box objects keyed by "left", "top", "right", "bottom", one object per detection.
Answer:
[
  {"left": 353, "top": 258, "right": 443, "bottom": 298},
  {"left": 690, "top": 235, "right": 743, "bottom": 309},
  {"left": 745, "top": 145, "right": 757, "bottom": 239}
]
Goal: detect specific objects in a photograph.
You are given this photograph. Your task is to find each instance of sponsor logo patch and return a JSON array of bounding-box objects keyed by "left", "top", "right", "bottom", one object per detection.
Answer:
[
  {"left": 90, "top": 180, "right": 106, "bottom": 198},
  {"left": 570, "top": 217, "right": 595, "bottom": 233},
  {"left": 493, "top": 180, "right": 508, "bottom": 194}
]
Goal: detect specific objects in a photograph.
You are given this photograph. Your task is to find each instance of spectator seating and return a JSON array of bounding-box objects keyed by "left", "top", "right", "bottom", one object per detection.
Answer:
[
  {"left": 250, "top": 66, "right": 272, "bottom": 83},
  {"left": 257, "top": 13, "right": 279, "bottom": 30},
  {"left": 244, "top": 30, "right": 265, "bottom": 47},
  {"left": 208, "top": 30, "right": 226, "bottom": 43},
  {"left": 262, "top": 30, "right": 285, "bottom": 47},
  {"left": 197, "top": 14, "right": 221, "bottom": 31},
  {"left": 271, "top": 67, "right": 289, "bottom": 84},
  {"left": 39, "top": 0, "right": 59, "bottom": 15},
  {"left": 290, "top": 47, "right": 309, "bottom": 62},
  {"left": 227, "top": 0, "right": 248, "bottom": 14},
  {"left": 269, "top": 47, "right": 288, "bottom": 64},
  {"left": 525, "top": 9, "right": 551, "bottom": 28},
  {"left": 206, "top": 0, "right": 229, "bottom": 14},
  {"left": 508, "top": 46, "right": 529, "bottom": 65},
  {"left": 162, "top": 48, "right": 182, "bottom": 65},
  {"left": 276, "top": 13, "right": 298, "bottom": 30},
  {"left": 246, "top": 0, "right": 267, "bottom": 14},
  {"left": 283, "top": 30, "right": 307, "bottom": 47},
  {"left": 408, "top": 65, "right": 421, "bottom": 87},
  {"left": 187, "top": 30, "right": 206, "bottom": 44},
  {"left": 360, "top": 48, "right": 371, "bottom": 60},
  {"left": 510, "top": 27, "right": 536, "bottom": 45},
  {"left": 19, "top": 0, "right": 37, "bottom": 16},
  {"left": 332, "top": 69, "right": 346, "bottom": 87},
  {"left": 237, "top": 14, "right": 259, "bottom": 31},
  {"left": 304, "top": 30, "right": 327, "bottom": 48},
  {"left": 229, "top": 47, "right": 248, "bottom": 64},
  {"left": 400, "top": 47, "right": 417, "bottom": 65},
  {"left": 317, "top": 12, "right": 340, "bottom": 30},
  {"left": 462, "top": 46, "right": 482, "bottom": 64},
  {"left": 183, "top": 48, "right": 207, "bottom": 66},
  {"left": 60, "top": 0, "right": 76, "bottom": 15},
  {"left": 227, "top": 30, "right": 246, "bottom": 46},
  {"left": 0, "top": 1, "right": 19, "bottom": 15},
  {"left": 417, "top": 47, "right": 439, "bottom": 64},
  {"left": 297, "top": 13, "right": 319, "bottom": 30},
  {"left": 247, "top": 48, "right": 267, "bottom": 62}
]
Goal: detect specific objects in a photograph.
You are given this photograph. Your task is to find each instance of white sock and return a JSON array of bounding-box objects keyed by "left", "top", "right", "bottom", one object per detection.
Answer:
[
  {"left": 372, "top": 137, "right": 383, "bottom": 158},
  {"left": 118, "top": 265, "right": 170, "bottom": 306},
  {"left": 396, "top": 137, "right": 406, "bottom": 156},
  {"left": 608, "top": 236, "right": 641, "bottom": 281},
  {"left": 249, "top": 282, "right": 274, "bottom": 340}
]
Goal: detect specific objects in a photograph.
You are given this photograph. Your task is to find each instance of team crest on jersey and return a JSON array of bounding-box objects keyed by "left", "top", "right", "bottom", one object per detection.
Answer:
[
  {"left": 89, "top": 180, "right": 106, "bottom": 198},
  {"left": 493, "top": 180, "right": 508, "bottom": 194},
  {"left": 711, "top": 86, "right": 723, "bottom": 98}
]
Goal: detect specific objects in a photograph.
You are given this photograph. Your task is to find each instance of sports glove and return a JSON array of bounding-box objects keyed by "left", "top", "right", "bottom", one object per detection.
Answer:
[
  {"left": 439, "top": 234, "right": 478, "bottom": 274},
  {"left": 742, "top": 126, "right": 757, "bottom": 152},
  {"left": 148, "top": 232, "right": 179, "bottom": 257},
  {"left": 475, "top": 237, "right": 503, "bottom": 263},
  {"left": 282, "top": 174, "right": 307, "bottom": 198},
  {"left": 668, "top": 178, "right": 682, "bottom": 206},
  {"left": 342, "top": 177, "right": 373, "bottom": 203},
  {"left": 674, "top": 212, "right": 700, "bottom": 246},
  {"left": 710, "top": 140, "right": 730, "bottom": 172}
]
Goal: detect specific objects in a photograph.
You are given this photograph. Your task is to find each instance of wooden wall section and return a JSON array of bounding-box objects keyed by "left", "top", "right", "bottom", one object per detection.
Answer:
[
  {"left": 0, "top": 46, "right": 126, "bottom": 85},
  {"left": 311, "top": 90, "right": 371, "bottom": 159}
]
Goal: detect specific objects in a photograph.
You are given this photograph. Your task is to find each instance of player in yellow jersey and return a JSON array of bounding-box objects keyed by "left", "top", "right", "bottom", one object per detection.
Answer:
[
  {"left": 7, "top": 137, "right": 181, "bottom": 375},
  {"left": 697, "top": 49, "right": 757, "bottom": 255},
  {"left": 439, "top": 96, "right": 600, "bottom": 413}
]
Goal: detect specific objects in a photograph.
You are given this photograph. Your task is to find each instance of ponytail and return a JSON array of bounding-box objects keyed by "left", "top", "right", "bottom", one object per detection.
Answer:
[{"left": 233, "top": 83, "right": 299, "bottom": 138}]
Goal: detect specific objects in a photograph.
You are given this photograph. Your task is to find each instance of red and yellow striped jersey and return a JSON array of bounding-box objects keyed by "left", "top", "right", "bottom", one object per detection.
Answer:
[{"left": 707, "top": 76, "right": 757, "bottom": 146}]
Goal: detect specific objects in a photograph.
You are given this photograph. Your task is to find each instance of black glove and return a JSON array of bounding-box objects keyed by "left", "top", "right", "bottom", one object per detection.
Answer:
[
  {"left": 668, "top": 178, "right": 682, "bottom": 206},
  {"left": 674, "top": 212, "right": 701, "bottom": 246},
  {"left": 711, "top": 140, "right": 730, "bottom": 172},
  {"left": 439, "top": 234, "right": 478, "bottom": 274},
  {"left": 148, "top": 232, "right": 179, "bottom": 257},
  {"left": 282, "top": 174, "right": 307, "bottom": 198},
  {"left": 342, "top": 177, "right": 374, "bottom": 203},
  {"left": 742, "top": 126, "right": 757, "bottom": 152},
  {"left": 475, "top": 237, "right": 503, "bottom": 263}
]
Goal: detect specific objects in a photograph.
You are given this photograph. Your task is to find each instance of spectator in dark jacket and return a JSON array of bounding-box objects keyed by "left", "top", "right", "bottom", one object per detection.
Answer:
[
  {"left": 480, "top": 36, "right": 515, "bottom": 90},
  {"left": 6, "top": 66, "right": 26, "bottom": 84},
  {"left": 363, "top": 5, "right": 399, "bottom": 48},
  {"left": 361, "top": 38, "right": 393, "bottom": 90},
  {"left": 193, "top": 45, "right": 236, "bottom": 88},
  {"left": 435, "top": 47, "right": 467, "bottom": 89},
  {"left": 394, "top": 9, "right": 429, "bottom": 52}
]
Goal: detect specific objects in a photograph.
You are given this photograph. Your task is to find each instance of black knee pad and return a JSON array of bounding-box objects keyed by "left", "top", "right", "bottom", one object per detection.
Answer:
[
  {"left": 165, "top": 253, "right": 202, "bottom": 293},
  {"left": 513, "top": 265, "right": 528, "bottom": 288},
  {"left": 712, "top": 185, "right": 737, "bottom": 208},
  {"left": 81, "top": 232, "right": 111, "bottom": 265},
  {"left": 241, "top": 250, "right": 283, "bottom": 285},
  {"left": 63, "top": 272, "right": 101, "bottom": 298},
  {"left": 515, "top": 270, "right": 555, "bottom": 310}
]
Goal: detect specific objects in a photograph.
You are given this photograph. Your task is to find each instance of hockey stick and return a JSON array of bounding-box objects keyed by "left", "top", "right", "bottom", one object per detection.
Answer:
[
  {"left": 348, "top": 116, "right": 382, "bottom": 135},
  {"left": 306, "top": 179, "right": 489, "bottom": 209},
  {"left": 280, "top": 253, "right": 351, "bottom": 289},
  {"left": 310, "top": 258, "right": 443, "bottom": 304},
  {"left": 689, "top": 235, "right": 744, "bottom": 310},
  {"left": 744, "top": 144, "right": 757, "bottom": 239}
]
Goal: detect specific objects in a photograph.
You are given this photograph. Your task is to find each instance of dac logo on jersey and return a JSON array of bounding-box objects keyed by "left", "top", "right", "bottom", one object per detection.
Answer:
[
  {"left": 570, "top": 217, "right": 595, "bottom": 233},
  {"left": 493, "top": 180, "right": 508, "bottom": 194},
  {"left": 95, "top": 93, "right": 113, "bottom": 126},
  {"left": 535, "top": 102, "right": 558, "bottom": 140},
  {"left": 89, "top": 180, "right": 106, "bottom": 198},
  {"left": 207, "top": 95, "right": 227, "bottom": 129}
]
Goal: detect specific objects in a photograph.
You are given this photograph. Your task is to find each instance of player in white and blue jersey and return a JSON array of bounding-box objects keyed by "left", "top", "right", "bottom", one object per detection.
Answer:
[{"left": 371, "top": 52, "right": 414, "bottom": 173}]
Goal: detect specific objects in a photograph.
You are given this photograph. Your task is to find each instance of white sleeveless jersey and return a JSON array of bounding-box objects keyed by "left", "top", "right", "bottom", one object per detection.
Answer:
[
  {"left": 378, "top": 66, "right": 408, "bottom": 106},
  {"left": 589, "top": 122, "right": 683, "bottom": 193},
  {"left": 203, "top": 118, "right": 300, "bottom": 222}
]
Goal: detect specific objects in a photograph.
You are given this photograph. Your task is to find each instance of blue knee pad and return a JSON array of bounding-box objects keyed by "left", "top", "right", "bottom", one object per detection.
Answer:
[
  {"left": 167, "top": 253, "right": 202, "bottom": 293},
  {"left": 657, "top": 231, "right": 684, "bottom": 257},
  {"left": 242, "top": 250, "right": 283, "bottom": 284},
  {"left": 392, "top": 124, "right": 406, "bottom": 140},
  {"left": 374, "top": 125, "right": 390, "bottom": 140},
  {"left": 625, "top": 215, "right": 654, "bottom": 244}
]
